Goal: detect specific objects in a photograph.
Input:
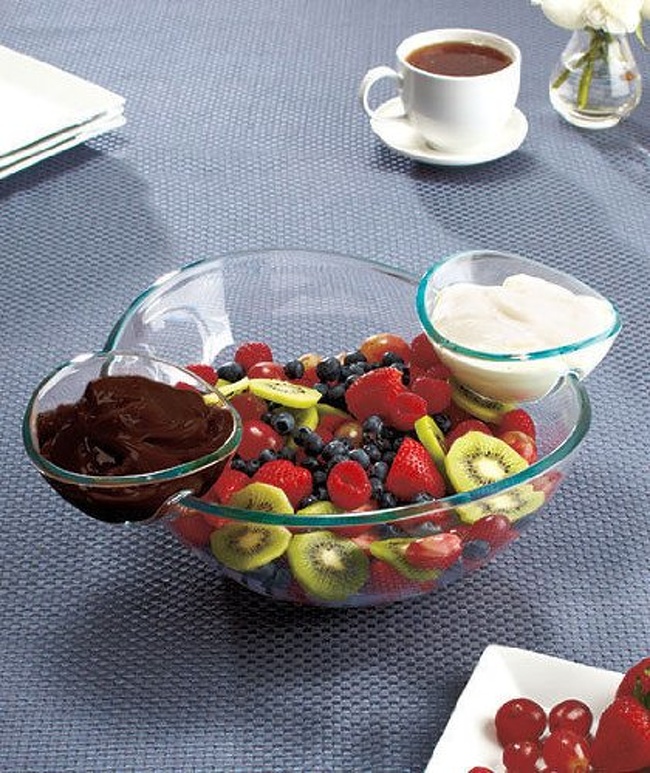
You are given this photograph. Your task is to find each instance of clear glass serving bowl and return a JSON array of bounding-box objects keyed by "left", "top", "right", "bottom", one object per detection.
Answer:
[
  {"left": 92, "top": 249, "right": 591, "bottom": 607},
  {"left": 23, "top": 351, "right": 242, "bottom": 524},
  {"left": 416, "top": 249, "right": 620, "bottom": 403}
]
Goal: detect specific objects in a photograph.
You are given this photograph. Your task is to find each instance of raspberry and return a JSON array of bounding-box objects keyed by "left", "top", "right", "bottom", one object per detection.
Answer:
[
  {"left": 234, "top": 341, "right": 274, "bottom": 373},
  {"left": 252, "top": 459, "right": 312, "bottom": 509},
  {"left": 388, "top": 390, "right": 428, "bottom": 431},
  {"left": 410, "top": 376, "right": 452, "bottom": 414},
  {"left": 409, "top": 332, "right": 441, "bottom": 370},
  {"left": 185, "top": 363, "right": 218, "bottom": 384},
  {"left": 327, "top": 460, "right": 372, "bottom": 510},
  {"left": 204, "top": 465, "right": 250, "bottom": 504},
  {"left": 385, "top": 437, "right": 446, "bottom": 501},
  {"left": 498, "top": 408, "right": 537, "bottom": 440},
  {"left": 237, "top": 419, "right": 283, "bottom": 460},
  {"left": 446, "top": 418, "right": 493, "bottom": 447},
  {"left": 344, "top": 366, "right": 406, "bottom": 422}
]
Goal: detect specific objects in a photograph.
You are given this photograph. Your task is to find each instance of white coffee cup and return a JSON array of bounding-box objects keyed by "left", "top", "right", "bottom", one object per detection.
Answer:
[{"left": 359, "top": 29, "right": 521, "bottom": 152}]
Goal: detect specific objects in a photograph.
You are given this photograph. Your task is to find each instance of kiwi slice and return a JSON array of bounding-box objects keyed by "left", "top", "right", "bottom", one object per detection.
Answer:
[
  {"left": 287, "top": 531, "right": 369, "bottom": 602},
  {"left": 369, "top": 538, "right": 440, "bottom": 582},
  {"left": 296, "top": 501, "right": 342, "bottom": 515},
  {"left": 210, "top": 521, "right": 292, "bottom": 571},
  {"left": 414, "top": 415, "right": 447, "bottom": 474},
  {"left": 451, "top": 379, "right": 514, "bottom": 423},
  {"left": 456, "top": 484, "right": 546, "bottom": 524},
  {"left": 249, "top": 378, "right": 322, "bottom": 408},
  {"left": 316, "top": 404, "right": 351, "bottom": 421},
  {"left": 229, "top": 482, "right": 294, "bottom": 514},
  {"left": 292, "top": 404, "right": 319, "bottom": 430},
  {"left": 216, "top": 377, "right": 250, "bottom": 397},
  {"left": 445, "top": 431, "right": 529, "bottom": 493}
]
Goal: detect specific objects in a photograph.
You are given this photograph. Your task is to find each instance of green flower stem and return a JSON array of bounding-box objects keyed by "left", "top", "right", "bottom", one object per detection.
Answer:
[{"left": 552, "top": 27, "right": 613, "bottom": 110}]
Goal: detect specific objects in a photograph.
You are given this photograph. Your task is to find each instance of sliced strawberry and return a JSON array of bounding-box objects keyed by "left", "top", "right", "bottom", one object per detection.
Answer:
[
  {"left": 446, "top": 418, "right": 493, "bottom": 447},
  {"left": 234, "top": 341, "right": 274, "bottom": 373},
  {"left": 385, "top": 437, "right": 446, "bottom": 502},
  {"left": 388, "top": 390, "right": 428, "bottom": 431},
  {"left": 498, "top": 430, "right": 538, "bottom": 464},
  {"left": 204, "top": 465, "right": 250, "bottom": 504},
  {"left": 185, "top": 363, "right": 218, "bottom": 385},
  {"left": 228, "top": 391, "right": 268, "bottom": 421},
  {"left": 344, "top": 366, "right": 406, "bottom": 422},
  {"left": 252, "top": 459, "right": 312, "bottom": 509},
  {"left": 410, "top": 376, "right": 452, "bottom": 414},
  {"left": 327, "top": 460, "right": 372, "bottom": 510},
  {"left": 405, "top": 532, "right": 462, "bottom": 570},
  {"left": 498, "top": 408, "right": 537, "bottom": 440}
]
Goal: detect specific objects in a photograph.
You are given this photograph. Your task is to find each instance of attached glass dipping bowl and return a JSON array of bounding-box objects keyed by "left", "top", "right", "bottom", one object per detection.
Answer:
[
  {"left": 83, "top": 249, "right": 593, "bottom": 607},
  {"left": 23, "top": 351, "right": 242, "bottom": 524},
  {"left": 416, "top": 250, "right": 620, "bottom": 403}
]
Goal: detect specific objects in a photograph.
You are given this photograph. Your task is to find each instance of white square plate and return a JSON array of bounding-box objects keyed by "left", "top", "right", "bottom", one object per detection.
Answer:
[{"left": 427, "top": 644, "right": 621, "bottom": 772}]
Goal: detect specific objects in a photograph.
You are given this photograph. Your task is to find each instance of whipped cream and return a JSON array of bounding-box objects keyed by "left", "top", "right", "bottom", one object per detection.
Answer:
[{"left": 428, "top": 273, "right": 618, "bottom": 401}]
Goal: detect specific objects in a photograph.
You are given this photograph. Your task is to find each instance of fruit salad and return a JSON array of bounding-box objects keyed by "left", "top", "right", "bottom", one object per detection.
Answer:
[{"left": 169, "top": 331, "right": 561, "bottom": 606}]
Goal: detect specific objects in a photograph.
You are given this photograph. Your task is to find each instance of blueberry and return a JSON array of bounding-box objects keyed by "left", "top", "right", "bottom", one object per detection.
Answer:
[
  {"left": 303, "top": 432, "right": 325, "bottom": 456},
  {"left": 349, "top": 448, "right": 370, "bottom": 468},
  {"left": 292, "top": 426, "right": 312, "bottom": 447},
  {"left": 434, "top": 413, "right": 453, "bottom": 435},
  {"left": 313, "top": 469, "right": 328, "bottom": 487},
  {"left": 297, "top": 494, "right": 318, "bottom": 510},
  {"left": 279, "top": 445, "right": 296, "bottom": 461},
  {"left": 406, "top": 520, "right": 442, "bottom": 538},
  {"left": 369, "top": 477, "right": 384, "bottom": 500},
  {"left": 376, "top": 520, "right": 403, "bottom": 538},
  {"left": 344, "top": 350, "right": 367, "bottom": 366},
  {"left": 258, "top": 449, "right": 278, "bottom": 464},
  {"left": 300, "top": 456, "right": 320, "bottom": 472},
  {"left": 270, "top": 411, "right": 295, "bottom": 435},
  {"left": 246, "top": 459, "right": 261, "bottom": 476},
  {"left": 362, "top": 415, "right": 384, "bottom": 437},
  {"left": 322, "top": 439, "right": 349, "bottom": 460},
  {"left": 381, "top": 352, "right": 404, "bottom": 367},
  {"left": 410, "top": 492, "right": 434, "bottom": 504},
  {"left": 217, "top": 361, "right": 246, "bottom": 382},
  {"left": 363, "top": 443, "right": 382, "bottom": 463},
  {"left": 462, "top": 539, "right": 491, "bottom": 561},
  {"left": 378, "top": 491, "right": 398, "bottom": 510},
  {"left": 369, "top": 460, "right": 388, "bottom": 481},
  {"left": 283, "top": 359, "right": 304, "bottom": 379},
  {"left": 348, "top": 362, "right": 367, "bottom": 376},
  {"left": 327, "top": 453, "right": 349, "bottom": 470},
  {"left": 381, "top": 450, "right": 396, "bottom": 466},
  {"left": 314, "top": 382, "right": 329, "bottom": 396},
  {"left": 315, "top": 486, "right": 329, "bottom": 500},
  {"left": 326, "top": 383, "right": 346, "bottom": 403},
  {"left": 231, "top": 456, "right": 248, "bottom": 472},
  {"left": 345, "top": 374, "right": 360, "bottom": 389},
  {"left": 316, "top": 357, "right": 342, "bottom": 383}
]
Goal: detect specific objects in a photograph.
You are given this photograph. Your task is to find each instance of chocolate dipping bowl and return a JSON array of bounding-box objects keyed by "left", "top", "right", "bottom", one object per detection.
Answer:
[{"left": 22, "top": 351, "right": 242, "bottom": 524}]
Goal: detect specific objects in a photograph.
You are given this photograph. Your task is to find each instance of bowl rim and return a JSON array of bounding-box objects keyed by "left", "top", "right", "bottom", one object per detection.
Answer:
[
  {"left": 23, "top": 350, "right": 243, "bottom": 488},
  {"left": 100, "top": 249, "right": 592, "bottom": 528},
  {"left": 415, "top": 249, "right": 622, "bottom": 363}
]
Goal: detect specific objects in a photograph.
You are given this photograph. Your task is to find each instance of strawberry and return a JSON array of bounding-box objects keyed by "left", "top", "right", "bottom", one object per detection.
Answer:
[
  {"left": 228, "top": 391, "right": 267, "bottom": 421},
  {"left": 498, "top": 430, "right": 538, "bottom": 464},
  {"left": 498, "top": 408, "right": 537, "bottom": 440},
  {"left": 410, "top": 375, "right": 452, "bottom": 414},
  {"left": 617, "top": 658, "right": 650, "bottom": 701},
  {"left": 388, "top": 390, "right": 428, "bottom": 431},
  {"left": 405, "top": 532, "right": 462, "bottom": 570},
  {"left": 591, "top": 693, "right": 650, "bottom": 772},
  {"left": 234, "top": 341, "right": 274, "bottom": 373},
  {"left": 385, "top": 437, "right": 446, "bottom": 501},
  {"left": 185, "top": 363, "right": 218, "bottom": 385},
  {"left": 252, "top": 459, "right": 312, "bottom": 509},
  {"left": 409, "top": 332, "right": 441, "bottom": 370},
  {"left": 204, "top": 465, "right": 249, "bottom": 504},
  {"left": 344, "top": 366, "right": 406, "bottom": 422},
  {"left": 446, "top": 418, "right": 493, "bottom": 447},
  {"left": 327, "top": 460, "right": 372, "bottom": 510}
]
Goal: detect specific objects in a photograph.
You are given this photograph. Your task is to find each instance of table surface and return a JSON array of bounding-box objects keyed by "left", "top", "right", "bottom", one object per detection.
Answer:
[{"left": 2, "top": 1, "right": 649, "bottom": 771}]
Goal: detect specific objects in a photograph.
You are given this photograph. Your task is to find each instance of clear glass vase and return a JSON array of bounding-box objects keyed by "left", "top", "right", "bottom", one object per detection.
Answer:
[{"left": 549, "top": 27, "right": 642, "bottom": 128}]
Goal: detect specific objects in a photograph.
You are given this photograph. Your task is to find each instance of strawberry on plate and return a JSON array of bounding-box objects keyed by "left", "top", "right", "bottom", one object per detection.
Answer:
[{"left": 590, "top": 692, "right": 650, "bottom": 772}]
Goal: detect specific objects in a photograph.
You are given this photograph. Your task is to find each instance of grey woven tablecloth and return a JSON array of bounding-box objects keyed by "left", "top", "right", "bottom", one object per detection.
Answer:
[{"left": 2, "top": 1, "right": 649, "bottom": 771}]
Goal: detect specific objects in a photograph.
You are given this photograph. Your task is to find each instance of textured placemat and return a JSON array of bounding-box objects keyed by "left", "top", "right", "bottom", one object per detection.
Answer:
[{"left": 2, "top": 0, "right": 649, "bottom": 770}]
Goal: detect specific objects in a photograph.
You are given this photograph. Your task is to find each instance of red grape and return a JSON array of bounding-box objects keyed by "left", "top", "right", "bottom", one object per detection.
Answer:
[
  {"left": 548, "top": 698, "right": 593, "bottom": 737},
  {"left": 495, "top": 697, "right": 547, "bottom": 746},
  {"left": 542, "top": 728, "right": 591, "bottom": 771},
  {"left": 502, "top": 739, "right": 541, "bottom": 771}
]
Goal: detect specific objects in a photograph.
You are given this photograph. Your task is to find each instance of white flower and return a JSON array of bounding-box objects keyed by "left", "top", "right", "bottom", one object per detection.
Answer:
[{"left": 532, "top": 0, "right": 646, "bottom": 31}]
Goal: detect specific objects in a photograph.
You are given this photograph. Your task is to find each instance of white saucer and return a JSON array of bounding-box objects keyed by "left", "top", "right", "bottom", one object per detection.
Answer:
[{"left": 369, "top": 98, "right": 528, "bottom": 167}]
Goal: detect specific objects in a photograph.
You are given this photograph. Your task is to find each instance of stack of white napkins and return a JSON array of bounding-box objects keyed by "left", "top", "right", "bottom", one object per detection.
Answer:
[{"left": 0, "top": 45, "right": 125, "bottom": 180}]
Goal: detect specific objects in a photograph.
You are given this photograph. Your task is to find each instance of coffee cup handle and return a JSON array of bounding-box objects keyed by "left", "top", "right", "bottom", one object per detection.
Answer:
[{"left": 358, "top": 66, "right": 404, "bottom": 119}]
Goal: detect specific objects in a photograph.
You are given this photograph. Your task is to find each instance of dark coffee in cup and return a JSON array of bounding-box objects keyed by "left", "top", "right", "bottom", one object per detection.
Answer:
[{"left": 407, "top": 41, "right": 512, "bottom": 77}]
